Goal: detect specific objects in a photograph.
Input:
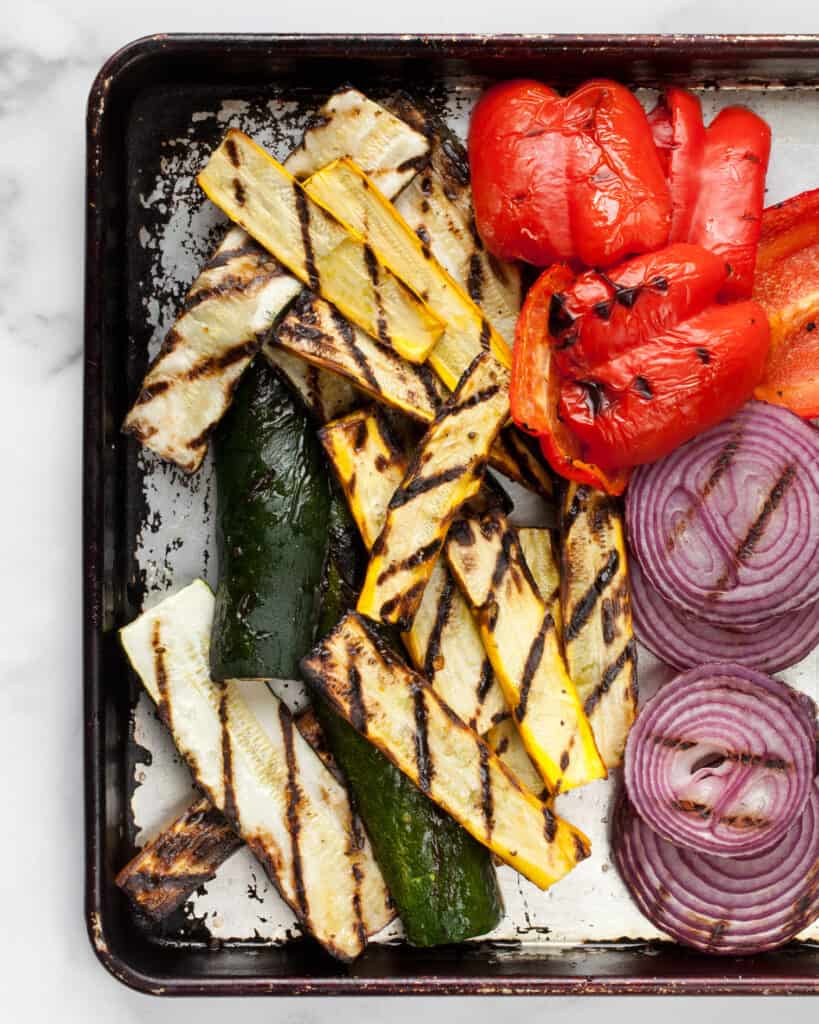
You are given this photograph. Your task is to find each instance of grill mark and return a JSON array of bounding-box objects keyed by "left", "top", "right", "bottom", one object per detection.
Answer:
[
  {"left": 601, "top": 598, "right": 616, "bottom": 645},
  {"left": 583, "top": 640, "right": 636, "bottom": 717},
  {"left": 449, "top": 518, "right": 475, "bottom": 547},
  {"left": 416, "top": 362, "right": 445, "bottom": 412},
  {"left": 516, "top": 613, "right": 552, "bottom": 722},
  {"left": 565, "top": 549, "right": 620, "bottom": 643},
  {"left": 373, "top": 406, "right": 405, "bottom": 457},
  {"left": 543, "top": 807, "right": 557, "bottom": 843},
  {"left": 548, "top": 293, "right": 574, "bottom": 336},
  {"left": 424, "top": 573, "right": 455, "bottom": 678},
  {"left": 695, "top": 347, "right": 711, "bottom": 364},
  {"left": 633, "top": 376, "right": 653, "bottom": 399},
  {"left": 412, "top": 683, "right": 433, "bottom": 793},
  {"left": 305, "top": 364, "right": 321, "bottom": 417},
  {"left": 232, "top": 178, "right": 246, "bottom": 206},
  {"left": 183, "top": 269, "right": 279, "bottom": 313},
  {"left": 352, "top": 417, "right": 368, "bottom": 451},
  {"left": 479, "top": 318, "right": 492, "bottom": 351},
  {"left": 347, "top": 810, "right": 367, "bottom": 946},
  {"left": 376, "top": 539, "right": 442, "bottom": 585},
  {"left": 181, "top": 340, "right": 259, "bottom": 382},
  {"left": 446, "top": 383, "right": 501, "bottom": 419},
  {"left": 478, "top": 743, "right": 494, "bottom": 839},
  {"left": 280, "top": 704, "right": 309, "bottom": 919},
  {"left": 708, "top": 921, "right": 728, "bottom": 950},
  {"left": 219, "top": 688, "right": 239, "bottom": 825},
  {"left": 490, "top": 526, "right": 516, "bottom": 593},
  {"left": 293, "top": 185, "right": 320, "bottom": 292},
  {"left": 671, "top": 798, "right": 712, "bottom": 819},
  {"left": 562, "top": 485, "right": 590, "bottom": 535},
  {"left": 225, "top": 136, "right": 241, "bottom": 167},
  {"left": 151, "top": 621, "right": 172, "bottom": 731},
  {"left": 560, "top": 751, "right": 570, "bottom": 771},
  {"left": 346, "top": 662, "right": 368, "bottom": 734},
  {"left": 467, "top": 253, "right": 484, "bottom": 304},
  {"left": 666, "top": 437, "right": 741, "bottom": 553},
  {"left": 734, "top": 464, "right": 797, "bottom": 565},
  {"left": 379, "top": 581, "right": 427, "bottom": 630},
  {"left": 573, "top": 833, "right": 591, "bottom": 862},
  {"left": 362, "top": 244, "right": 392, "bottom": 346},
  {"left": 133, "top": 380, "right": 170, "bottom": 406},
  {"left": 388, "top": 465, "right": 466, "bottom": 509},
  {"left": 206, "top": 243, "right": 262, "bottom": 270},
  {"left": 397, "top": 152, "right": 429, "bottom": 174},
  {"left": 477, "top": 659, "right": 494, "bottom": 704},
  {"left": 187, "top": 424, "right": 215, "bottom": 454},
  {"left": 329, "top": 307, "right": 381, "bottom": 392}
]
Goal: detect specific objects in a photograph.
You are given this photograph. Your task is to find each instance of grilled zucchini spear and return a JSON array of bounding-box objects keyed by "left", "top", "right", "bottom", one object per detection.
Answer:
[
  {"left": 357, "top": 353, "right": 510, "bottom": 629},
  {"left": 301, "top": 612, "right": 591, "bottom": 890},
  {"left": 303, "top": 158, "right": 511, "bottom": 390},
  {"left": 560, "top": 483, "right": 638, "bottom": 768},
  {"left": 446, "top": 511, "right": 606, "bottom": 794},
  {"left": 320, "top": 407, "right": 507, "bottom": 733},
  {"left": 120, "top": 581, "right": 393, "bottom": 962},
  {"left": 198, "top": 130, "right": 443, "bottom": 364}
]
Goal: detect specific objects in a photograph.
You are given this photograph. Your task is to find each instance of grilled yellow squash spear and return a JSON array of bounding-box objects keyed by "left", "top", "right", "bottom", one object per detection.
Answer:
[
  {"left": 560, "top": 483, "right": 638, "bottom": 769},
  {"left": 301, "top": 612, "right": 591, "bottom": 890},
  {"left": 320, "top": 407, "right": 507, "bottom": 734},
  {"left": 446, "top": 511, "right": 606, "bottom": 794},
  {"left": 357, "top": 353, "right": 510, "bottom": 629},
  {"left": 198, "top": 129, "right": 443, "bottom": 364}
]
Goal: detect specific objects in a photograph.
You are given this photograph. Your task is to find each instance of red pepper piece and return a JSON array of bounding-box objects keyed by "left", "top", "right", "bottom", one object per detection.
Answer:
[
  {"left": 647, "top": 88, "right": 706, "bottom": 242},
  {"left": 510, "top": 265, "right": 630, "bottom": 495},
  {"left": 469, "top": 79, "right": 670, "bottom": 269},
  {"left": 688, "top": 106, "right": 771, "bottom": 302},
  {"left": 559, "top": 301, "right": 771, "bottom": 469},
  {"left": 548, "top": 243, "right": 727, "bottom": 377},
  {"left": 754, "top": 188, "right": 819, "bottom": 418}
]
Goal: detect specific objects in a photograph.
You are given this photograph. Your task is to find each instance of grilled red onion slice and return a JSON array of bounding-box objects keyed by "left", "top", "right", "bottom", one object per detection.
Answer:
[
  {"left": 630, "top": 560, "right": 819, "bottom": 674},
  {"left": 626, "top": 401, "right": 819, "bottom": 627},
  {"left": 624, "top": 664, "right": 817, "bottom": 857},
  {"left": 613, "top": 786, "right": 819, "bottom": 955}
]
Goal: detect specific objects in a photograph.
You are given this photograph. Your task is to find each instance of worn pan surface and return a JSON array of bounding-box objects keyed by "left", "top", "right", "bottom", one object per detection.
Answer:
[{"left": 85, "top": 34, "right": 819, "bottom": 995}]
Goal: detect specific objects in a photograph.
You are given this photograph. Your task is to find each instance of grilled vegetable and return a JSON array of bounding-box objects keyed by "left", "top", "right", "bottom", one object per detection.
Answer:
[
  {"left": 301, "top": 612, "right": 592, "bottom": 889},
  {"left": 320, "top": 408, "right": 507, "bottom": 732},
  {"left": 518, "top": 527, "right": 562, "bottom": 635},
  {"left": 265, "top": 344, "right": 361, "bottom": 423},
  {"left": 304, "top": 158, "right": 511, "bottom": 390},
  {"left": 387, "top": 94, "right": 522, "bottom": 347},
  {"left": 114, "top": 706, "right": 344, "bottom": 922},
  {"left": 485, "top": 717, "right": 549, "bottom": 800},
  {"left": 287, "top": 86, "right": 430, "bottom": 199},
  {"left": 271, "top": 293, "right": 447, "bottom": 421},
  {"left": 560, "top": 483, "right": 637, "bottom": 768},
  {"left": 491, "top": 429, "right": 554, "bottom": 500},
  {"left": 123, "top": 227, "right": 301, "bottom": 473},
  {"left": 313, "top": 502, "right": 503, "bottom": 946},
  {"left": 210, "top": 361, "right": 329, "bottom": 680},
  {"left": 115, "top": 798, "right": 242, "bottom": 920},
  {"left": 198, "top": 130, "right": 443, "bottom": 364},
  {"left": 358, "top": 353, "right": 510, "bottom": 629},
  {"left": 446, "top": 510, "right": 606, "bottom": 793},
  {"left": 120, "top": 581, "right": 393, "bottom": 961}
]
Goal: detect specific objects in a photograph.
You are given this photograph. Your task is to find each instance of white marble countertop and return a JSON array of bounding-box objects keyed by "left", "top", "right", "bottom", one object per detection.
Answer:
[{"left": 3, "top": 1, "right": 819, "bottom": 1020}]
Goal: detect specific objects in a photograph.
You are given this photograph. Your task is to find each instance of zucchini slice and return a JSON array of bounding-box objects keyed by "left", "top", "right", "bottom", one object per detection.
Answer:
[
  {"left": 287, "top": 86, "right": 430, "bottom": 199},
  {"left": 265, "top": 344, "right": 361, "bottom": 423},
  {"left": 303, "top": 158, "right": 511, "bottom": 390},
  {"left": 301, "top": 612, "right": 591, "bottom": 890},
  {"left": 446, "top": 511, "right": 606, "bottom": 794},
  {"left": 386, "top": 94, "right": 523, "bottom": 348},
  {"left": 198, "top": 130, "right": 443, "bottom": 364},
  {"left": 123, "top": 227, "right": 301, "bottom": 473},
  {"left": 357, "top": 353, "right": 510, "bottom": 629},
  {"left": 484, "top": 717, "right": 549, "bottom": 801},
  {"left": 320, "top": 408, "right": 507, "bottom": 733},
  {"left": 271, "top": 292, "right": 447, "bottom": 424},
  {"left": 115, "top": 797, "right": 242, "bottom": 920},
  {"left": 120, "top": 581, "right": 393, "bottom": 962},
  {"left": 560, "top": 483, "right": 638, "bottom": 769}
]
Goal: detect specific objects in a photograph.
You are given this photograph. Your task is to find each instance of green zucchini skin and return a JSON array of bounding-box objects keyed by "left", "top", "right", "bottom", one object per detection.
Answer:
[
  {"left": 210, "top": 361, "right": 330, "bottom": 680},
  {"left": 312, "top": 493, "right": 503, "bottom": 947}
]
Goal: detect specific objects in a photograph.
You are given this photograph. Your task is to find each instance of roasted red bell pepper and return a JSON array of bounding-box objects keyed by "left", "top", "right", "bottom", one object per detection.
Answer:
[
  {"left": 754, "top": 187, "right": 819, "bottom": 418},
  {"left": 647, "top": 88, "right": 705, "bottom": 242},
  {"left": 687, "top": 106, "right": 771, "bottom": 301},
  {"left": 511, "top": 246, "right": 771, "bottom": 484},
  {"left": 510, "top": 265, "right": 630, "bottom": 495},
  {"left": 469, "top": 79, "right": 671, "bottom": 269}
]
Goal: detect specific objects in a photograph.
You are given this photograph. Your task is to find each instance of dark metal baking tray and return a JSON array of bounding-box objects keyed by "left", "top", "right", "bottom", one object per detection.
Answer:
[{"left": 85, "top": 33, "right": 819, "bottom": 995}]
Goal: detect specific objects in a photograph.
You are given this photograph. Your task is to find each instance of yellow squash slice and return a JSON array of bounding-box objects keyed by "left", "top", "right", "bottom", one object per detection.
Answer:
[
  {"left": 264, "top": 343, "right": 360, "bottom": 424},
  {"left": 120, "top": 581, "right": 392, "bottom": 962},
  {"left": 320, "top": 408, "right": 507, "bottom": 732},
  {"left": 518, "top": 527, "right": 562, "bottom": 638},
  {"left": 198, "top": 130, "right": 443, "bottom": 364},
  {"left": 357, "top": 353, "right": 510, "bottom": 629},
  {"left": 303, "top": 158, "right": 510, "bottom": 389},
  {"left": 301, "top": 612, "right": 591, "bottom": 890},
  {"left": 485, "top": 717, "right": 549, "bottom": 801},
  {"left": 446, "top": 511, "right": 606, "bottom": 794},
  {"left": 560, "top": 483, "right": 638, "bottom": 769}
]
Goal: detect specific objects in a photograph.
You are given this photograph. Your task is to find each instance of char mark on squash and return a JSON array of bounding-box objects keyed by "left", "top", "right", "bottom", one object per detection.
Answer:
[
  {"left": 346, "top": 661, "right": 369, "bottom": 734},
  {"left": 446, "top": 384, "right": 501, "bottom": 420},
  {"left": 479, "top": 318, "right": 492, "bottom": 350},
  {"left": 293, "top": 184, "right": 320, "bottom": 292},
  {"left": 182, "top": 340, "right": 259, "bottom": 382},
  {"left": 424, "top": 573, "right": 455, "bottom": 679},
  {"left": 583, "top": 639, "right": 636, "bottom": 716},
  {"left": 279, "top": 702, "right": 310, "bottom": 918},
  {"left": 232, "top": 178, "right": 247, "bottom": 206},
  {"left": 219, "top": 688, "right": 240, "bottom": 826},
  {"left": 329, "top": 307, "right": 381, "bottom": 392},
  {"left": 478, "top": 743, "right": 494, "bottom": 839},
  {"left": 477, "top": 658, "right": 494, "bottom": 704},
  {"left": 412, "top": 682, "right": 434, "bottom": 793},
  {"left": 225, "top": 136, "right": 241, "bottom": 167},
  {"left": 516, "top": 612, "right": 552, "bottom": 723},
  {"left": 565, "top": 549, "right": 620, "bottom": 643},
  {"left": 467, "top": 253, "right": 484, "bottom": 304},
  {"left": 376, "top": 539, "right": 442, "bottom": 585},
  {"left": 388, "top": 465, "right": 466, "bottom": 510}
]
